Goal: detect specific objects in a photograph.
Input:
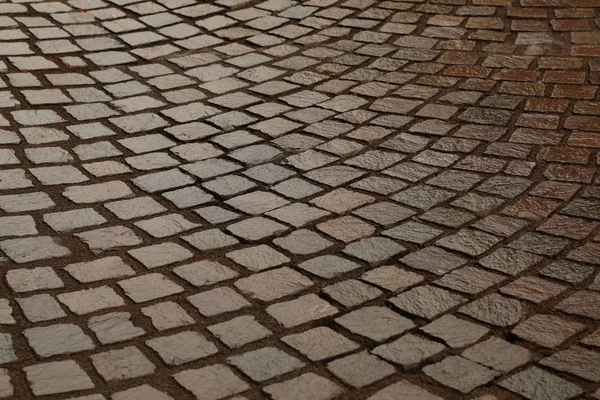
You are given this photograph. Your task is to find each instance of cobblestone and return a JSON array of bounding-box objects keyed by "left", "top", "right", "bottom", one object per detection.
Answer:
[{"left": 0, "top": 0, "right": 598, "bottom": 398}]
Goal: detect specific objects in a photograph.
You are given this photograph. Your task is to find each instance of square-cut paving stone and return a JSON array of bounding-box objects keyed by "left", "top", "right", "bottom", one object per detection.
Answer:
[
  {"left": 264, "top": 373, "right": 343, "bottom": 400},
  {"left": 146, "top": 331, "right": 218, "bottom": 366},
  {"left": 459, "top": 293, "right": 523, "bottom": 327},
  {"left": 373, "top": 333, "right": 446, "bottom": 367},
  {"left": 316, "top": 216, "right": 375, "bottom": 243},
  {"left": 112, "top": 385, "right": 174, "bottom": 400},
  {"left": 297, "top": 255, "right": 361, "bottom": 279},
  {"left": 24, "top": 361, "right": 94, "bottom": 396},
  {"left": 234, "top": 267, "right": 313, "bottom": 301},
  {"left": 173, "top": 260, "right": 238, "bottom": 287},
  {"left": 323, "top": 279, "right": 382, "bottom": 307},
  {"left": 188, "top": 287, "right": 250, "bottom": 316},
  {"left": 17, "top": 294, "right": 66, "bottom": 322},
  {"left": 540, "top": 346, "right": 600, "bottom": 382},
  {"left": 0, "top": 334, "right": 16, "bottom": 365},
  {"left": 57, "top": 286, "right": 125, "bottom": 315},
  {"left": 423, "top": 356, "right": 498, "bottom": 393},
  {"left": 64, "top": 256, "right": 135, "bottom": 283},
  {"left": 436, "top": 228, "right": 502, "bottom": 256},
  {"left": 24, "top": 324, "right": 94, "bottom": 357},
  {"left": 104, "top": 196, "right": 166, "bottom": 220},
  {"left": 88, "top": 312, "right": 144, "bottom": 345},
  {"left": 343, "top": 237, "right": 406, "bottom": 265},
  {"left": 118, "top": 273, "right": 184, "bottom": 303},
  {"left": 226, "top": 245, "right": 290, "bottom": 271},
  {"left": 0, "top": 216, "right": 37, "bottom": 237},
  {"left": 400, "top": 246, "right": 467, "bottom": 275},
  {"left": 0, "top": 301, "right": 14, "bottom": 325},
  {"left": 0, "top": 368, "right": 11, "bottom": 398},
  {"left": 267, "top": 294, "right": 338, "bottom": 328},
  {"left": 173, "top": 364, "right": 250, "bottom": 400},
  {"left": 273, "top": 229, "right": 333, "bottom": 255},
  {"left": 141, "top": 301, "right": 194, "bottom": 331},
  {"left": 512, "top": 314, "right": 585, "bottom": 348},
  {"left": 182, "top": 228, "right": 239, "bottom": 250},
  {"left": 225, "top": 191, "right": 289, "bottom": 215},
  {"left": 282, "top": 327, "right": 359, "bottom": 361},
  {"left": 0, "top": 236, "right": 70, "bottom": 263},
  {"left": 556, "top": 290, "right": 600, "bottom": 319},
  {"left": 208, "top": 315, "right": 272, "bottom": 348},
  {"left": 435, "top": 266, "right": 506, "bottom": 295},
  {"left": 335, "top": 306, "right": 414, "bottom": 341},
  {"left": 134, "top": 213, "right": 200, "bottom": 238},
  {"left": 499, "top": 366, "right": 583, "bottom": 400},
  {"left": 361, "top": 265, "right": 425, "bottom": 292},
  {"left": 227, "top": 347, "right": 304, "bottom": 382},
  {"left": 266, "top": 203, "right": 330, "bottom": 228},
  {"left": 63, "top": 181, "right": 133, "bottom": 203},
  {"left": 6, "top": 266, "right": 63, "bottom": 292},
  {"left": 327, "top": 351, "right": 395, "bottom": 388},
  {"left": 0, "top": 192, "right": 54, "bottom": 213},
  {"left": 367, "top": 381, "right": 443, "bottom": 400},
  {"left": 91, "top": 346, "right": 155, "bottom": 381},
  {"left": 390, "top": 285, "right": 466, "bottom": 319},
  {"left": 226, "top": 217, "right": 289, "bottom": 241},
  {"left": 128, "top": 242, "right": 193, "bottom": 269},
  {"left": 43, "top": 208, "right": 106, "bottom": 232},
  {"left": 353, "top": 202, "right": 416, "bottom": 226},
  {"left": 421, "top": 315, "right": 489, "bottom": 348},
  {"left": 462, "top": 337, "right": 531, "bottom": 373},
  {"left": 76, "top": 226, "right": 142, "bottom": 253}
]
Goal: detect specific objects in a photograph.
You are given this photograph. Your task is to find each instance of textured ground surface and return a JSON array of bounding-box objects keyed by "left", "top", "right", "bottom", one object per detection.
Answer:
[{"left": 0, "top": 0, "right": 599, "bottom": 398}]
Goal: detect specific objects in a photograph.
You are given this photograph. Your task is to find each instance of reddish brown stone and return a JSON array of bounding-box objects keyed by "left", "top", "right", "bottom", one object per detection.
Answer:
[
  {"left": 511, "top": 20, "right": 549, "bottom": 31},
  {"left": 565, "top": 116, "right": 600, "bottom": 131},
  {"left": 542, "top": 71, "right": 586, "bottom": 84},
  {"left": 516, "top": 113, "right": 560, "bottom": 130},
  {"left": 507, "top": 7, "right": 548, "bottom": 18},
  {"left": 568, "top": 132, "right": 600, "bottom": 148},
  {"left": 552, "top": 84, "right": 597, "bottom": 99},
  {"left": 550, "top": 19, "right": 592, "bottom": 31},
  {"left": 572, "top": 45, "right": 600, "bottom": 56},
  {"left": 538, "top": 146, "right": 591, "bottom": 164},
  {"left": 493, "top": 69, "right": 540, "bottom": 82},
  {"left": 444, "top": 65, "right": 491, "bottom": 78},
  {"left": 498, "top": 82, "right": 545, "bottom": 96},
  {"left": 544, "top": 164, "right": 595, "bottom": 183},
  {"left": 525, "top": 98, "right": 569, "bottom": 112}
]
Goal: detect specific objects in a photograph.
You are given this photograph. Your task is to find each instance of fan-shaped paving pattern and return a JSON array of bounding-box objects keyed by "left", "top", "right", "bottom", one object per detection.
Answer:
[{"left": 0, "top": 0, "right": 598, "bottom": 399}]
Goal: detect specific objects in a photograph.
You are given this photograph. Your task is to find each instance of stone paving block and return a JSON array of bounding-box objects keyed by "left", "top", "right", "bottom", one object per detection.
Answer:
[
  {"left": 173, "top": 364, "right": 250, "bottom": 400},
  {"left": 91, "top": 346, "right": 156, "bottom": 381},
  {"left": 118, "top": 273, "right": 183, "bottom": 303},
  {"left": 327, "top": 351, "right": 395, "bottom": 388},
  {"left": 227, "top": 347, "right": 305, "bottom": 382},
  {"left": 2, "top": 1, "right": 600, "bottom": 397},
  {"left": 424, "top": 356, "right": 498, "bottom": 394},
  {"left": 267, "top": 294, "right": 337, "bottom": 328},
  {"left": 146, "top": 331, "right": 218, "bottom": 366},
  {"left": 234, "top": 267, "right": 313, "bottom": 301},
  {"left": 89, "top": 312, "right": 144, "bottom": 345},
  {"left": 25, "top": 361, "right": 94, "bottom": 396},
  {"left": 208, "top": 315, "right": 272, "bottom": 348},
  {"left": 336, "top": 306, "right": 414, "bottom": 341},
  {"left": 24, "top": 323, "right": 94, "bottom": 357},
  {"left": 499, "top": 366, "right": 583, "bottom": 400},
  {"left": 264, "top": 373, "right": 343, "bottom": 400}
]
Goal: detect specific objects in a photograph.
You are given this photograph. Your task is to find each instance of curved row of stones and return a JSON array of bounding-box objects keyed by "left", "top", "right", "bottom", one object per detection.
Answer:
[{"left": 0, "top": 0, "right": 598, "bottom": 399}]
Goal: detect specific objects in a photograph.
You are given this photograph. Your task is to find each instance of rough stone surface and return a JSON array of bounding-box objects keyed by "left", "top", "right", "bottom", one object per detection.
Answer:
[{"left": 2, "top": 1, "right": 599, "bottom": 397}]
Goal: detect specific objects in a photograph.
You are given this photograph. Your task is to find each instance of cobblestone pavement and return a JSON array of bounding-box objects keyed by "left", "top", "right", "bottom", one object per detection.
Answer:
[{"left": 0, "top": 0, "right": 599, "bottom": 398}]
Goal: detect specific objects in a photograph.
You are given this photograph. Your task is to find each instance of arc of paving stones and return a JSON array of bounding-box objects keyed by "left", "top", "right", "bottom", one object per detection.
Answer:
[{"left": 0, "top": 0, "right": 598, "bottom": 399}]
